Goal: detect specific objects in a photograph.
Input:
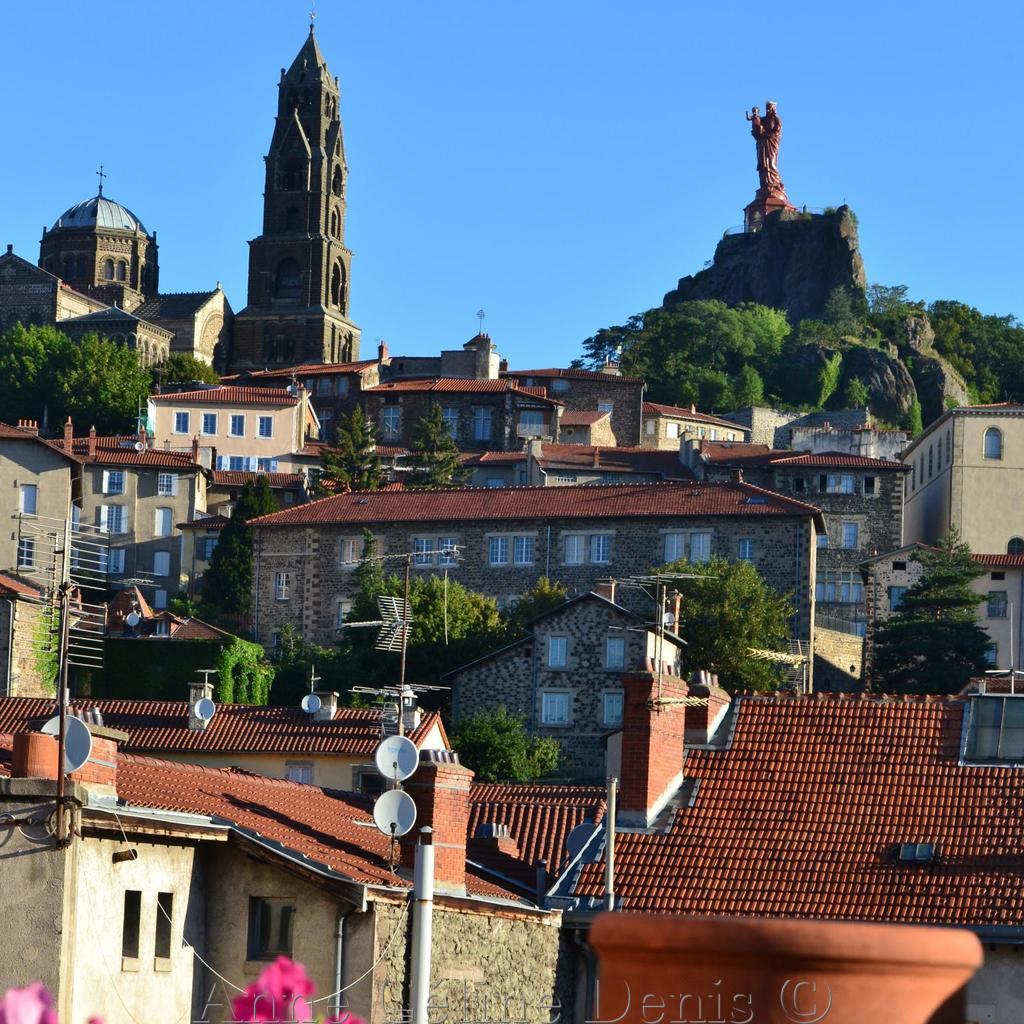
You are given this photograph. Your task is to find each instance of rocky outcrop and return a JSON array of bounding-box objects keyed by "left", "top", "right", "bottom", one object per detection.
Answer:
[
  {"left": 664, "top": 206, "right": 866, "bottom": 324},
  {"left": 908, "top": 354, "right": 970, "bottom": 425},
  {"left": 837, "top": 345, "right": 917, "bottom": 425}
]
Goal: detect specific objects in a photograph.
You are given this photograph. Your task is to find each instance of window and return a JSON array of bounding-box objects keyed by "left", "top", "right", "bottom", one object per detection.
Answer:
[
  {"left": 103, "top": 258, "right": 115, "bottom": 281},
  {"left": 911, "top": 462, "right": 916, "bottom": 490},
  {"left": 438, "top": 538, "right": 458, "bottom": 566},
  {"left": 666, "top": 421, "right": 680, "bottom": 439},
  {"left": 335, "top": 599, "right": 351, "bottom": 628},
  {"left": 19, "top": 484, "right": 37, "bottom": 516},
  {"left": 547, "top": 636, "right": 568, "bottom": 668},
  {"left": 155, "top": 893, "right": 173, "bottom": 960},
  {"left": 488, "top": 536, "right": 509, "bottom": 566},
  {"left": 985, "top": 643, "right": 999, "bottom": 667},
  {"left": 738, "top": 538, "right": 755, "bottom": 562},
  {"left": 275, "top": 572, "right": 290, "bottom": 601},
  {"left": 817, "top": 533, "right": 829, "bottom": 549},
  {"left": 258, "top": 416, "right": 273, "bottom": 439},
  {"left": 413, "top": 537, "right": 434, "bottom": 566},
  {"left": 157, "top": 473, "right": 177, "bottom": 496},
  {"left": 230, "top": 414, "right": 245, "bottom": 437},
  {"left": 590, "top": 534, "right": 612, "bottom": 564},
  {"left": 892, "top": 560, "right": 907, "bottom": 571},
  {"left": 689, "top": 533, "right": 711, "bottom": 563},
  {"left": 247, "top": 897, "right": 295, "bottom": 960},
  {"left": 984, "top": 427, "right": 1003, "bottom": 460},
  {"left": 257, "top": 458, "right": 279, "bottom": 472},
  {"left": 888, "top": 586, "right": 908, "bottom": 610},
  {"left": 316, "top": 377, "right": 333, "bottom": 396},
  {"left": 605, "top": 637, "right": 626, "bottom": 670},
  {"left": 1008, "top": 538, "right": 1024, "bottom": 556},
  {"left": 116, "top": 260, "right": 127, "bottom": 282},
  {"left": 330, "top": 263, "right": 344, "bottom": 307},
  {"left": 602, "top": 691, "right": 624, "bottom": 726},
  {"left": 153, "top": 589, "right": 168, "bottom": 610},
  {"left": 17, "top": 538, "right": 34, "bottom": 568},
  {"left": 339, "top": 537, "right": 361, "bottom": 566},
  {"left": 946, "top": 429, "right": 951, "bottom": 463},
  {"left": 541, "top": 691, "right": 571, "bottom": 725},
  {"left": 285, "top": 762, "right": 314, "bottom": 784},
  {"left": 992, "top": 571, "right": 1006, "bottom": 581},
  {"left": 472, "top": 407, "right": 492, "bottom": 441},
  {"left": 564, "top": 535, "right": 585, "bottom": 565},
  {"left": 154, "top": 620, "right": 170, "bottom": 637},
  {"left": 988, "top": 591, "right": 1009, "bottom": 619},
  {"left": 228, "top": 456, "right": 246, "bottom": 471},
  {"left": 107, "top": 548, "right": 126, "bottom": 575},
  {"left": 864, "top": 476, "right": 876, "bottom": 496},
  {"left": 793, "top": 476, "right": 806, "bottom": 493},
  {"left": 554, "top": 474, "right": 577, "bottom": 484},
  {"left": 967, "top": 697, "right": 1024, "bottom": 762},
  {"left": 815, "top": 572, "right": 863, "bottom": 604},
  {"left": 645, "top": 419, "right": 656, "bottom": 436},
  {"left": 102, "top": 505, "right": 126, "bottom": 534},
  {"left": 273, "top": 259, "right": 302, "bottom": 303},
  {"left": 597, "top": 401, "right": 614, "bottom": 414},
  {"left": 841, "top": 522, "right": 860, "bottom": 549},
  {"left": 928, "top": 445, "right": 934, "bottom": 478},
  {"left": 551, "top": 379, "right": 569, "bottom": 395},
  {"left": 513, "top": 536, "right": 534, "bottom": 565},
  {"left": 824, "top": 474, "right": 855, "bottom": 494},
  {"left": 380, "top": 407, "right": 400, "bottom": 439},
  {"left": 122, "top": 890, "right": 142, "bottom": 960},
  {"left": 153, "top": 551, "right": 171, "bottom": 577},
  {"left": 664, "top": 533, "right": 686, "bottom": 563},
  {"left": 442, "top": 407, "right": 459, "bottom": 438},
  {"left": 173, "top": 412, "right": 190, "bottom": 434},
  {"left": 519, "top": 411, "right": 544, "bottom": 435},
  {"left": 154, "top": 507, "right": 173, "bottom": 538},
  {"left": 103, "top": 470, "right": 126, "bottom": 495},
  {"left": 200, "top": 538, "right": 218, "bottom": 561}
]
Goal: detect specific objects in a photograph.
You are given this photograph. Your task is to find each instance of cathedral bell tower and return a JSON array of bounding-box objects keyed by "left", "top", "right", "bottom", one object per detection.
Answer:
[{"left": 229, "top": 25, "right": 361, "bottom": 371}]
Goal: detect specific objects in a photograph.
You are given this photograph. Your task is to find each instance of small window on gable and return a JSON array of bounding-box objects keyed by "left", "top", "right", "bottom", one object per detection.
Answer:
[
  {"left": 984, "top": 427, "right": 1003, "bottom": 460},
  {"left": 1008, "top": 538, "right": 1024, "bottom": 556},
  {"left": 892, "top": 560, "right": 907, "bottom": 571},
  {"left": 247, "top": 897, "right": 295, "bottom": 961}
]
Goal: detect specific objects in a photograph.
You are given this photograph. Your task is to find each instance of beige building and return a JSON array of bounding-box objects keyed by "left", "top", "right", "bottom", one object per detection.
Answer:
[
  {"left": 902, "top": 403, "right": 1024, "bottom": 553},
  {"left": 641, "top": 400, "right": 750, "bottom": 450}
]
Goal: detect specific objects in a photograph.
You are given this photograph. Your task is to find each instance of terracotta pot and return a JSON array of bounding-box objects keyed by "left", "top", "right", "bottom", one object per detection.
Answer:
[{"left": 589, "top": 914, "right": 981, "bottom": 1024}]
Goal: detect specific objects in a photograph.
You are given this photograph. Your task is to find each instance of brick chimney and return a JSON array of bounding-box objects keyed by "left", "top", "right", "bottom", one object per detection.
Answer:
[
  {"left": 87, "top": 425, "right": 97, "bottom": 457},
  {"left": 11, "top": 722, "right": 124, "bottom": 792},
  {"left": 594, "top": 579, "right": 617, "bottom": 604},
  {"left": 313, "top": 690, "right": 338, "bottom": 722},
  {"left": 617, "top": 669, "right": 688, "bottom": 827},
  {"left": 684, "top": 672, "right": 732, "bottom": 745},
  {"left": 188, "top": 680, "right": 215, "bottom": 731},
  {"left": 64, "top": 417, "right": 74, "bottom": 445},
  {"left": 378, "top": 339, "right": 389, "bottom": 363},
  {"left": 400, "top": 751, "right": 474, "bottom": 893},
  {"left": 17, "top": 419, "right": 39, "bottom": 436},
  {"left": 191, "top": 435, "right": 200, "bottom": 463},
  {"left": 471, "top": 821, "right": 521, "bottom": 860}
]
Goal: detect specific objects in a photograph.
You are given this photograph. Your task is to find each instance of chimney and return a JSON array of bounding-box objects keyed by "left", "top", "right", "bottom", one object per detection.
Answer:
[
  {"left": 732, "top": 468, "right": 744, "bottom": 483},
  {"left": 12, "top": 732, "right": 59, "bottom": 780},
  {"left": 499, "top": 358, "right": 508, "bottom": 373},
  {"left": 5, "top": 243, "right": 11, "bottom": 254},
  {"left": 401, "top": 751, "right": 474, "bottom": 893},
  {"left": 592, "top": 447, "right": 600, "bottom": 468},
  {"left": 188, "top": 680, "right": 215, "bottom": 731},
  {"left": 378, "top": 339, "right": 389, "bottom": 363},
  {"left": 12, "top": 723, "right": 124, "bottom": 792},
  {"left": 472, "top": 821, "right": 521, "bottom": 859},
  {"left": 64, "top": 417, "right": 74, "bottom": 445},
  {"left": 617, "top": 669, "right": 688, "bottom": 827},
  {"left": 594, "top": 579, "right": 617, "bottom": 604},
  {"left": 313, "top": 690, "right": 338, "bottom": 721},
  {"left": 138, "top": 422, "right": 148, "bottom": 446},
  {"left": 400, "top": 686, "right": 421, "bottom": 734},
  {"left": 599, "top": 360, "right": 622, "bottom": 377},
  {"left": 87, "top": 425, "right": 97, "bottom": 457},
  {"left": 684, "top": 673, "right": 732, "bottom": 745},
  {"left": 191, "top": 435, "right": 200, "bottom": 463}
]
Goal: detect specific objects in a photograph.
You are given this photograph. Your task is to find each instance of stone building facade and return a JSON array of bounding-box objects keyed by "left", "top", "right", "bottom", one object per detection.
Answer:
[
  {"left": 722, "top": 406, "right": 871, "bottom": 449},
  {"left": 249, "top": 481, "right": 821, "bottom": 664},
  {"left": 230, "top": 28, "right": 361, "bottom": 370},
  {"left": 0, "top": 248, "right": 106, "bottom": 334},
  {"left": 58, "top": 305, "right": 172, "bottom": 366},
  {"left": 0, "top": 575, "right": 54, "bottom": 698},
  {"left": 135, "top": 289, "right": 233, "bottom": 368},
  {"left": 641, "top": 401, "right": 749, "bottom": 450},
  {"left": 447, "top": 590, "right": 684, "bottom": 781}
]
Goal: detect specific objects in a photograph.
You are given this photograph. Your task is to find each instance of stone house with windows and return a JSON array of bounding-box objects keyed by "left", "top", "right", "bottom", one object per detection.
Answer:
[
  {"left": 556, "top": 410, "right": 616, "bottom": 446},
  {"left": 641, "top": 401, "right": 750, "bottom": 450},
  {"left": 446, "top": 586, "right": 684, "bottom": 781},
  {"left": 0, "top": 246, "right": 106, "bottom": 334},
  {"left": 902, "top": 403, "right": 1024, "bottom": 554},
  {"left": 248, "top": 481, "right": 822, "bottom": 672},
  {"left": 57, "top": 305, "right": 172, "bottom": 367}
]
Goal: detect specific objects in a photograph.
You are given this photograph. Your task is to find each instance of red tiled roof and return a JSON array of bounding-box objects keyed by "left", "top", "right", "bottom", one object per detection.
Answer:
[
  {"left": 150, "top": 386, "right": 299, "bottom": 406},
  {"left": 698, "top": 443, "right": 906, "bottom": 471},
  {"left": 974, "top": 554, "right": 1024, "bottom": 568},
  {"left": 642, "top": 402, "right": 744, "bottom": 431},
  {"left": 770, "top": 451, "right": 907, "bottom": 470},
  {"left": 504, "top": 367, "right": 644, "bottom": 385},
  {"left": 576, "top": 695, "right": 1024, "bottom": 926},
  {"left": 50, "top": 436, "right": 201, "bottom": 468},
  {"left": 365, "top": 379, "right": 556, "bottom": 402},
  {"left": 538, "top": 445, "right": 693, "bottom": 479},
  {"left": 167, "top": 617, "right": 232, "bottom": 641},
  {"left": 699, "top": 442, "right": 791, "bottom": 465},
  {"left": 0, "top": 573, "right": 44, "bottom": 599},
  {"left": 250, "top": 361, "right": 378, "bottom": 379},
  {"left": 0, "top": 697, "right": 446, "bottom": 758},
  {"left": 373, "top": 445, "right": 410, "bottom": 458},
  {"left": 559, "top": 411, "right": 610, "bottom": 426},
  {"left": 177, "top": 513, "right": 230, "bottom": 531},
  {"left": 460, "top": 451, "right": 527, "bottom": 466},
  {"left": 210, "top": 471, "right": 305, "bottom": 489},
  {"left": 249, "top": 481, "right": 822, "bottom": 528}
]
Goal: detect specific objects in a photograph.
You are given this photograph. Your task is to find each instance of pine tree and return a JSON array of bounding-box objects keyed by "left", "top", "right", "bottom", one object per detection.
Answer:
[
  {"left": 872, "top": 531, "right": 990, "bottom": 694},
  {"left": 406, "top": 406, "right": 470, "bottom": 489},
  {"left": 201, "top": 478, "right": 279, "bottom": 623},
  {"left": 320, "top": 407, "right": 383, "bottom": 492}
]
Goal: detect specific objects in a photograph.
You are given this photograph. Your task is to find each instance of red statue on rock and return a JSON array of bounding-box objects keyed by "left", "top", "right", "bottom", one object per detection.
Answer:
[{"left": 744, "top": 100, "right": 794, "bottom": 231}]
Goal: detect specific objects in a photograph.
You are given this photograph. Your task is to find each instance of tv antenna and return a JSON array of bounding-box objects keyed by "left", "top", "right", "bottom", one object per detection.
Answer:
[{"left": 476, "top": 309, "right": 486, "bottom": 334}]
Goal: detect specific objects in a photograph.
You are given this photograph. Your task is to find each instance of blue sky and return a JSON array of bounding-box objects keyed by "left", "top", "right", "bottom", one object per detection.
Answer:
[{"left": 1, "top": 1, "right": 1020, "bottom": 368}]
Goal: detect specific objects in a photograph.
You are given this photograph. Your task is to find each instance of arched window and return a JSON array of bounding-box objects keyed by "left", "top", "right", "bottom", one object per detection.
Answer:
[
  {"left": 115, "top": 260, "right": 127, "bottom": 282},
  {"left": 284, "top": 206, "right": 301, "bottom": 231},
  {"left": 103, "top": 258, "right": 115, "bottom": 280},
  {"left": 984, "top": 427, "right": 1003, "bottom": 460},
  {"left": 329, "top": 209, "right": 339, "bottom": 238},
  {"left": 330, "top": 263, "right": 344, "bottom": 307},
  {"left": 1009, "top": 538, "right": 1024, "bottom": 556},
  {"left": 331, "top": 166, "right": 343, "bottom": 197},
  {"left": 273, "top": 259, "right": 302, "bottom": 304}
]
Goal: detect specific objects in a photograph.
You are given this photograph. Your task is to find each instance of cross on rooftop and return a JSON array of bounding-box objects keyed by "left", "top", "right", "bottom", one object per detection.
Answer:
[{"left": 96, "top": 165, "right": 107, "bottom": 197}]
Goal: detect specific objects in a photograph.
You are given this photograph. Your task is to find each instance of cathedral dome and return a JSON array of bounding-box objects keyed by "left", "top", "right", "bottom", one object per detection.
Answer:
[{"left": 50, "top": 194, "right": 149, "bottom": 236}]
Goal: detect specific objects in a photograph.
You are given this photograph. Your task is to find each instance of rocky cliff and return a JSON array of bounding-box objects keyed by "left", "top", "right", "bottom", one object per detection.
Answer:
[{"left": 664, "top": 207, "right": 866, "bottom": 324}]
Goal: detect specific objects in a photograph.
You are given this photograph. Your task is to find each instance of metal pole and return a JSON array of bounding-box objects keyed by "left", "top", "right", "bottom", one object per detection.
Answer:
[
  {"left": 411, "top": 827, "right": 435, "bottom": 1024},
  {"left": 55, "top": 581, "right": 72, "bottom": 846},
  {"left": 605, "top": 776, "right": 617, "bottom": 911},
  {"left": 399, "top": 554, "right": 411, "bottom": 690}
]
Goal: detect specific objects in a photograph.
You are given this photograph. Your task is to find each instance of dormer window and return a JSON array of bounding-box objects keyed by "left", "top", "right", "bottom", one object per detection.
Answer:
[{"left": 965, "top": 695, "right": 1024, "bottom": 764}]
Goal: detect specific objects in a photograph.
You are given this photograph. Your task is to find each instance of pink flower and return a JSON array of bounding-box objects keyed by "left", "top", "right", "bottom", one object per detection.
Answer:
[
  {"left": 231, "top": 957, "right": 315, "bottom": 1023},
  {"left": 0, "top": 984, "right": 59, "bottom": 1024}
]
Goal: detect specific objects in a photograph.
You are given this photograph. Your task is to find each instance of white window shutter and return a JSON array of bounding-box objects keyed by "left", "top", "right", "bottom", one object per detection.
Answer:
[
  {"left": 271, "top": 459, "right": 279, "bottom": 473},
  {"left": 122, "top": 509, "right": 130, "bottom": 535},
  {"left": 249, "top": 456, "right": 259, "bottom": 472},
  {"left": 99, "top": 506, "right": 109, "bottom": 533},
  {"left": 170, "top": 474, "right": 179, "bottom": 496},
  {"left": 101, "top": 470, "right": 110, "bottom": 495}
]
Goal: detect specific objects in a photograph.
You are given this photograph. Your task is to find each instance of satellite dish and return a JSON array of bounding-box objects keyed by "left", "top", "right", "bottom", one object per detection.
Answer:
[
  {"left": 193, "top": 698, "right": 216, "bottom": 722},
  {"left": 125, "top": 611, "right": 141, "bottom": 627},
  {"left": 565, "top": 822, "right": 599, "bottom": 861},
  {"left": 662, "top": 611, "right": 676, "bottom": 627},
  {"left": 374, "top": 735, "right": 419, "bottom": 782},
  {"left": 300, "top": 693, "right": 322, "bottom": 715},
  {"left": 373, "top": 788, "right": 417, "bottom": 838},
  {"left": 41, "top": 715, "right": 94, "bottom": 773},
  {"left": 134, "top": 441, "right": 145, "bottom": 452}
]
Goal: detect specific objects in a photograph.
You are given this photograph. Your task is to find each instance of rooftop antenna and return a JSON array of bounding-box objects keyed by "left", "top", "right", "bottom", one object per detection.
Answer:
[
  {"left": 476, "top": 309, "right": 486, "bottom": 335},
  {"left": 308, "top": 664, "right": 321, "bottom": 693},
  {"left": 197, "top": 668, "right": 218, "bottom": 690},
  {"left": 96, "top": 165, "right": 107, "bottom": 197}
]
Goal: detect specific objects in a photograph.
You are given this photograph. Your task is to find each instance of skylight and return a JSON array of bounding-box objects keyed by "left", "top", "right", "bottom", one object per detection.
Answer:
[
  {"left": 965, "top": 695, "right": 1024, "bottom": 763},
  {"left": 898, "top": 843, "right": 935, "bottom": 863}
]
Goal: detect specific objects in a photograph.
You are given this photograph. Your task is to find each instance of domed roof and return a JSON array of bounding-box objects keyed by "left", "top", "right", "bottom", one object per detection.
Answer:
[{"left": 50, "top": 194, "right": 149, "bottom": 236}]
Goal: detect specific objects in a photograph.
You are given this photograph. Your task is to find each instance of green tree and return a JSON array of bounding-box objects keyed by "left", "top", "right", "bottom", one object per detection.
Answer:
[
  {"left": 201, "top": 478, "right": 279, "bottom": 624},
  {"left": 153, "top": 353, "right": 221, "bottom": 387},
  {"left": 320, "top": 407, "right": 384, "bottom": 492},
  {"left": 733, "top": 364, "right": 765, "bottom": 407},
  {"left": 823, "top": 285, "right": 865, "bottom": 337},
  {"left": 842, "top": 376, "right": 870, "bottom": 408},
  {"left": 451, "top": 708, "right": 560, "bottom": 782},
  {"left": 661, "top": 557, "right": 793, "bottom": 692},
  {"left": 902, "top": 399, "right": 924, "bottom": 437},
  {"left": 872, "top": 531, "right": 990, "bottom": 694},
  {"left": 406, "top": 406, "right": 469, "bottom": 489},
  {"left": 502, "top": 577, "right": 568, "bottom": 636}
]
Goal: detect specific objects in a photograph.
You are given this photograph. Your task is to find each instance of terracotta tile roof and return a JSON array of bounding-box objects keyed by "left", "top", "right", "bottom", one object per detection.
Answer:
[
  {"left": 460, "top": 451, "right": 527, "bottom": 466},
  {"left": 538, "top": 445, "right": 693, "bottom": 480},
  {"left": 699, "top": 443, "right": 906, "bottom": 471},
  {"left": 150, "top": 386, "right": 299, "bottom": 406},
  {"left": 247, "top": 361, "right": 378, "bottom": 379},
  {"left": 0, "top": 697, "right": 446, "bottom": 758},
  {"left": 0, "top": 573, "right": 44, "bottom": 599},
  {"left": 468, "top": 783, "right": 606, "bottom": 890},
  {"left": 50, "top": 436, "right": 201, "bottom": 469},
  {"left": 373, "top": 445, "right": 410, "bottom": 458},
  {"left": 973, "top": 554, "right": 1024, "bottom": 568},
  {"left": 769, "top": 450, "right": 908, "bottom": 470},
  {"left": 249, "top": 481, "right": 822, "bottom": 528},
  {"left": 166, "top": 617, "right": 233, "bottom": 641},
  {"left": 365, "top": 379, "right": 556, "bottom": 402},
  {"left": 210, "top": 470, "right": 306, "bottom": 489},
  {"left": 559, "top": 411, "right": 610, "bottom": 426},
  {"left": 699, "top": 442, "right": 792, "bottom": 465},
  {"left": 642, "top": 402, "right": 744, "bottom": 431},
  {"left": 177, "top": 513, "right": 230, "bottom": 531},
  {"left": 504, "top": 367, "right": 645, "bottom": 385},
  {"left": 0, "top": 423, "right": 86, "bottom": 463},
  {"left": 575, "top": 694, "right": 1024, "bottom": 926}
]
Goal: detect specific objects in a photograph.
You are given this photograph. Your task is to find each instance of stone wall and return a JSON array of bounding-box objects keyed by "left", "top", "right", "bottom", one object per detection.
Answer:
[
  {"left": 513, "top": 373, "right": 643, "bottom": 447},
  {"left": 813, "top": 624, "right": 864, "bottom": 693},
  {"left": 0, "top": 599, "right": 56, "bottom": 698},
  {"left": 722, "top": 407, "right": 870, "bottom": 449}
]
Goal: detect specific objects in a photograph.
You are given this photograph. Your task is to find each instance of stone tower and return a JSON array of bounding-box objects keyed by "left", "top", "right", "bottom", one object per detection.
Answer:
[{"left": 229, "top": 26, "right": 361, "bottom": 371}]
